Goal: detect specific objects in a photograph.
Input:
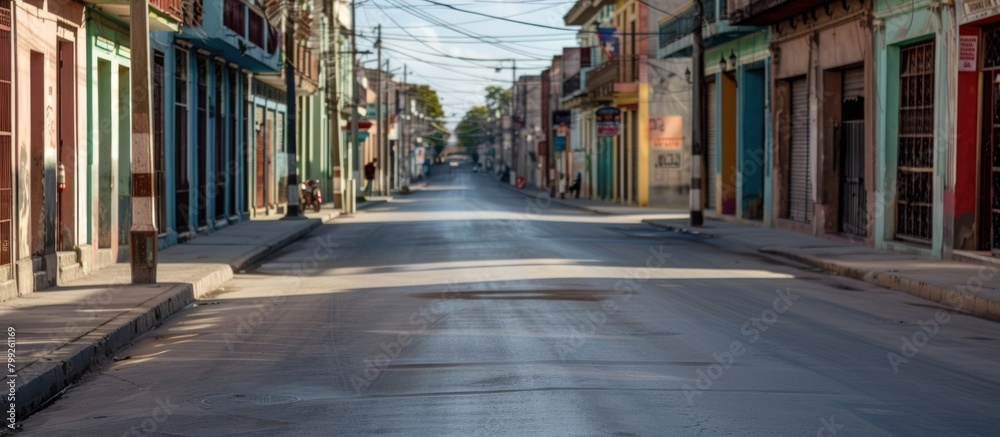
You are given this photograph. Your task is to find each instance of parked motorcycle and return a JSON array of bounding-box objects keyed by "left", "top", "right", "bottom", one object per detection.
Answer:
[{"left": 300, "top": 180, "right": 322, "bottom": 212}]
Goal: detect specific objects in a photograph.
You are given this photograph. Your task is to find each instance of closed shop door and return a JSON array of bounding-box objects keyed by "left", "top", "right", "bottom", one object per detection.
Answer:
[
  {"left": 982, "top": 27, "right": 1000, "bottom": 254},
  {"left": 839, "top": 68, "right": 866, "bottom": 236},
  {"left": 706, "top": 80, "right": 717, "bottom": 210},
  {"left": 896, "top": 41, "right": 935, "bottom": 243},
  {"left": 0, "top": 1, "right": 10, "bottom": 268},
  {"left": 174, "top": 48, "right": 190, "bottom": 235},
  {"left": 788, "top": 77, "right": 813, "bottom": 223}
]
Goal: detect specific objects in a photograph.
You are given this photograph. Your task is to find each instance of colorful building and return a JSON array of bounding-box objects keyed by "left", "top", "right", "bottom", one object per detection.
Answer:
[
  {"left": 0, "top": 0, "right": 366, "bottom": 303},
  {"left": 563, "top": 0, "right": 614, "bottom": 199},
  {"left": 871, "top": 0, "right": 955, "bottom": 258},
  {"left": 954, "top": 1, "right": 1000, "bottom": 258},
  {"left": 730, "top": 0, "right": 874, "bottom": 236}
]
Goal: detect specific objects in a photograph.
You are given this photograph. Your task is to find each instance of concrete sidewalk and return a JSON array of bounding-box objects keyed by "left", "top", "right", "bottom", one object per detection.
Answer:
[
  {"left": 1, "top": 207, "right": 345, "bottom": 425},
  {"left": 500, "top": 179, "right": 1000, "bottom": 322}
]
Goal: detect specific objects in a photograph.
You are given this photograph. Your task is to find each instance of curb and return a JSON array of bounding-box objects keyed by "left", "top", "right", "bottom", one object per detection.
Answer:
[
  {"left": 232, "top": 219, "right": 323, "bottom": 273},
  {"left": 357, "top": 198, "right": 390, "bottom": 210},
  {"left": 759, "top": 247, "right": 1000, "bottom": 322},
  {"left": 9, "top": 219, "right": 325, "bottom": 426},
  {"left": 12, "top": 265, "right": 233, "bottom": 424}
]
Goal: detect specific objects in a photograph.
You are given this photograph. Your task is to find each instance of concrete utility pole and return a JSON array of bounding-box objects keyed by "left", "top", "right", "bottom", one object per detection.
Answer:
[
  {"left": 510, "top": 60, "right": 516, "bottom": 180},
  {"left": 375, "top": 24, "right": 384, "bottom": 196},
  {"left": 349, "top": 0, "right": 359, "bottom": 213},
  {"left": 327, "top": 0, "right": 343, "bottom": 209},
  {"left": 690, "top": 0, "right": 704, "bottom": 227},
  {"left": 385, "top": 58, "right": 392, "bottom": 192},
  {"left": 382, "top": 59, "right": 391, "bottom": 195},
  {"left": 402, "top": 64, "right": 408, "bottom": 184},
  {"left": 129, "top": 0, "right": 158, "bottom": 284},
  {"left": 284, "top": 0, "right": 302, "bottom": 218}
]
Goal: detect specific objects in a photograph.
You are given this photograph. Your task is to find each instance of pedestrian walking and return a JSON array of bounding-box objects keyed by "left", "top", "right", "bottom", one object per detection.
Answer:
[
  {"left": 570, "top": 172, "right": 582, "bottom": 199},
  {"left": 364, "top": 158, "right": 377, "bottom": 197}
]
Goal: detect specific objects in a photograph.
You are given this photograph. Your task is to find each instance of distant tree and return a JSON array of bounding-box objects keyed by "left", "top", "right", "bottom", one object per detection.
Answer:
[
  {"left": 455, "top": 105, "right": 490, "bottom": 152},
  {"left": 412, "top": 85, "right": 445, "bottom": 121},
  {"left": 485, "top": 85, "right": 512, "bottom": 111}
]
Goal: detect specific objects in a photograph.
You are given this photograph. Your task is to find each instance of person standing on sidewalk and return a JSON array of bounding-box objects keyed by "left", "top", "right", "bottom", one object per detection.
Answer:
[
  {"left": 569, "top": 172, "right": 582, "bottom": 199},
  {"left": 364, "top": 158, "right": 377, "bottom": 197}
]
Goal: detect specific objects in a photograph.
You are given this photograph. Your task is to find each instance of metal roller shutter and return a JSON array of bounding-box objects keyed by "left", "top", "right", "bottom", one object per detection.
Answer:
[
  {"left": 843, "top": 68, "right": 864, "bottom": 103},
  {"left": 788, "top": 78, "right": 813, "bottom": 223},
  {"left": 706, "top": 81, "right": 717, "bottom": 210}
]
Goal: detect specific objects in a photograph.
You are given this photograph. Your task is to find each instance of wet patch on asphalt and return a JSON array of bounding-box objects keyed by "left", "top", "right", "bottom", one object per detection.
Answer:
[{"left": 409, "top": 289, "right": 630, "bottom": 302}]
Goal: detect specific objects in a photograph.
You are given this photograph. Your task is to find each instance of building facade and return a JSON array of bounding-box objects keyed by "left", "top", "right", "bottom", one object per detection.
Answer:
[
  {"left": 0, "top": 0, "right": 357, "bottom": 303},
  {"left": 954, "top": 1, "right": 1000, "bottom": 258}
]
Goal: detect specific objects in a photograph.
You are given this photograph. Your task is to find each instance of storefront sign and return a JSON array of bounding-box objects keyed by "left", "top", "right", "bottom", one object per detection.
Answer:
[
  {"left": 654, "top": 152, "right": 682, "bottom": 169},
  {"left": 964, "top": 0, "right": 1000, "bottom": 16},
  {"left": 960, "top": 35, "right": 978, "bottom": 72},
  {"left": 649, "top": 115, "right": 683, "bottom": 148},
  {"left": 595, "top": 107, "right": 621, "bottom": 137},
  {"left": 553, "top": 111, "right": 571, "bottom": 152}
]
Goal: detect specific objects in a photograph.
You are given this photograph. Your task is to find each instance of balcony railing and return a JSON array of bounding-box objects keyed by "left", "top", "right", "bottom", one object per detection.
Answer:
[
  {"left": 587, "top": 59, "right": 617, "bottom": 98},
  {"left": 296, "top": 12, "right": 312, "bottom": 41},
  {"left": 727, "top": 0, "right": 828, "bottom": 25},
  {"left": 151, "top": 0, "right": 183, "bottom": 21},
  {"left": 659, "top": 0, "right": 723, "bottom": 48},
  {"left": 586, "top": 56, "right": 641, "bottom": 98},
  {"left": 296, "top": 45, "right": 320, "bottom": 83}
]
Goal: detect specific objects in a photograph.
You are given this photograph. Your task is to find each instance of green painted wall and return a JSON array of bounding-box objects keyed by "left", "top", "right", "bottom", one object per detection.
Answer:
[
  {"left": 86, "top": 11, "right": 131, "bottom": 256},
  {"left": 873, "top": 0, "right": 953, "bottom": 257}
]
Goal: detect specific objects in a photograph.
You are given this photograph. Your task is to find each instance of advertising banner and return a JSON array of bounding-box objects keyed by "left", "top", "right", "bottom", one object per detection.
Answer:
[
  {"left": 649, "top": 115, "right": 683, "bottom": 148},
  {"left": 595, "top": 107, "right": 621, "bottom": 137}
]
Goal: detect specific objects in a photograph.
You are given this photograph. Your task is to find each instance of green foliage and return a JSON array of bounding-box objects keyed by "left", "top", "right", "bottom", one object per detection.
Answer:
[
  {"left": 485, "top": 86, "right": 512, "bottom": 110},
  {"left": 413, "top": 85, "right": 445, "bottom": 121},
  {"left": 455, "top": 105, "right": 490, "bottom": 151}
]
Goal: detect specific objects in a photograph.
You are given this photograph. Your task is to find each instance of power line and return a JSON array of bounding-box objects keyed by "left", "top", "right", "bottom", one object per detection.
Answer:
[
  {"left": 382, "top": 0, "right": 566, "bottom": 58},
  {"left": 419, "top": 0, "right": 666, "bottom": 35}
]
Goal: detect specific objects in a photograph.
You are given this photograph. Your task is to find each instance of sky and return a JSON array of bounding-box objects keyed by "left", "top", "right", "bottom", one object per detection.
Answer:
[{"left": 353, "top": 0, "right": 579, "bottom": 135}]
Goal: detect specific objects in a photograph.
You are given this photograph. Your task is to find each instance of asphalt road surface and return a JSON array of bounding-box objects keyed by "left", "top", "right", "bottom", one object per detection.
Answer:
[{"left": 19, "top": 165, "right": 1000, "bottom": 436}]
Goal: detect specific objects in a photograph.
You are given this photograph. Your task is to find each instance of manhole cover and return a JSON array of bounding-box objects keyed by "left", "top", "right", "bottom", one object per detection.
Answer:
[{"left": 201, "top": 394, "right": 301, "bottom": 407}]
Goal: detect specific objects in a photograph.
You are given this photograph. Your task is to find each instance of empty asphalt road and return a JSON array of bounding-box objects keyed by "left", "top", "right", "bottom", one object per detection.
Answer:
[{"left": 18, "top": 166, "right": 1000, "bottom": 436}]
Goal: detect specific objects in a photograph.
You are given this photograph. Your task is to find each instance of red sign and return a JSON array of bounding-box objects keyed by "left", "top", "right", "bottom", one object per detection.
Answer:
[
  {"left": 596, "top": 107, "right": 621, "bottom": 137},
  {"left": 341, "top": 120, "right": 373, "bottom": 131},
  {"left": 960, "top": 35, "right": 977, "bottom": 72}
]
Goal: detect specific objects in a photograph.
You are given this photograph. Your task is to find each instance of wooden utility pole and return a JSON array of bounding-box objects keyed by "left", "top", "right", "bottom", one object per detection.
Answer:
[
  {"left": 690, "top": 0, "right": 704, "bottom": 226},
  {"left": 129, "top": 0, "right": 157, "bottom": 284}
]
